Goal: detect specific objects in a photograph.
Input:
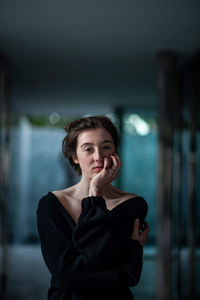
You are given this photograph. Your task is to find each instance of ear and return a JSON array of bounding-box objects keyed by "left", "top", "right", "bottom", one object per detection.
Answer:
[{"left": 72, "top": 154, "right": 79, "bottom": 164}]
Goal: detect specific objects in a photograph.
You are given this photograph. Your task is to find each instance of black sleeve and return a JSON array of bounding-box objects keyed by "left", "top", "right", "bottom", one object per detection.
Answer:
[
  {"left": 72, "top": 196, "right": 148, "bottom": 286},
  {"left": 72, "top": 196, "right": 148, "bottom": 265},
  {"left": 36, "top": 195, "right": 143, "bottom": 291}
]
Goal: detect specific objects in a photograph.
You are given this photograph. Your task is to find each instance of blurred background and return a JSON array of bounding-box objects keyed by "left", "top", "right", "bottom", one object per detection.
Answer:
[{"left": 0, "top": 1, "right": 199, "bottom": 299}]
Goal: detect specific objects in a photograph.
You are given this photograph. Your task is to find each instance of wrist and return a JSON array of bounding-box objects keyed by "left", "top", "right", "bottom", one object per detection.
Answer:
[{"left": 89, "top": 186, "right": 102, "bottom": 197}]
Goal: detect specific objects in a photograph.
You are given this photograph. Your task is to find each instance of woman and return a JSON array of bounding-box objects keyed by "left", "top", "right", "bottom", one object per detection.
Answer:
[{"left": 37, "top": 115, "right": 149, "bottom": 300}]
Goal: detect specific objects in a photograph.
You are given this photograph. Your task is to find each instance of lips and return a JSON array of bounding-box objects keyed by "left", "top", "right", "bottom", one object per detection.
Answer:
[
  {"left": 93, "top": 166, "right": 104, "bottom": 169},
  {"left": 93, "top": 166, "right": 104, "bottom": 172}
]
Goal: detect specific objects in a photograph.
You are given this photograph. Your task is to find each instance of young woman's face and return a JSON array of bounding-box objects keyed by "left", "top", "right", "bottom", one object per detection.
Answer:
[{"left": 73, "top": 128, "right": 116, "bottom": 179}]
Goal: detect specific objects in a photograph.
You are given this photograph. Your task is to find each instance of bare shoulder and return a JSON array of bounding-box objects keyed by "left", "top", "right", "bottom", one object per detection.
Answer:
[
  {"left": 51, "top": 186, "right": 75, "bottom": 202},
  {"left": 52, "top": 186, "right": 74, "bottom": 197},
  {"left": 112, "top": 186, "right": 138, "bottom": 201},
  {"left": 105, "top": 186, "right": 141, "bottom": 210},
  {"left": 51, "top": 186, "right": 82, "bottom": 223}
]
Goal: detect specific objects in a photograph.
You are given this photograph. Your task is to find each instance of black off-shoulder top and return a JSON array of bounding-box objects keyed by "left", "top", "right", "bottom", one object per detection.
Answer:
[{"left": 36, "top": 192, "right": 148, "bottom": 300}]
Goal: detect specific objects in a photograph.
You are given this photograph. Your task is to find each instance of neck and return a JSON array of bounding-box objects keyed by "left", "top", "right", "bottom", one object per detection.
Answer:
[
  {"left": 74, "top": 175, "right": 113, "bottom": 200},
  {"left": 74, "top": 176, "right": 91, "bottom": 199}
]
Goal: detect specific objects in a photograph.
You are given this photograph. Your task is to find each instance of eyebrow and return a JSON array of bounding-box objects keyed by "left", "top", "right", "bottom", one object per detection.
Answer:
[{"left": 80, "top": 140, "right": 113, "bottom": 148}]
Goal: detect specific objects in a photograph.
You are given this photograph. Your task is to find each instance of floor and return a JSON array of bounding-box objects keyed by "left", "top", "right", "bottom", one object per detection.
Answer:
[
  {"left": 0, "top": 245, "right": 156, "bottom": 300},
  {"left": 1, "top": 245, "right": 50, "bottom": 300},
  {"left": 1, "top": 245, "right": 199, "bottom": 300}
]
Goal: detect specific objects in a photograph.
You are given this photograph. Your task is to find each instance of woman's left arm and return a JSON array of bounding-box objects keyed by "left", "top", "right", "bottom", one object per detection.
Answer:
[
  {"left": 116, "top": 218, "right": 150, "bottom": 286},
  {"left": 72, "top": 196, "right": 148, "bottom": 265}
]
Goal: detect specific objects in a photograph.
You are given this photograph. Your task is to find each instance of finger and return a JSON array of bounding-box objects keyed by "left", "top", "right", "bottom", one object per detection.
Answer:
[
  {"left": 103, "top": 155, "right": 117, "bottom": 179},
  {"left": 114, "top": 153, "right": 122, "bottom": 166},
  {"left": 114, "top": 154, "right": 122, "bottom": 172},
  {"left": 142, "top": 222, "right": 150, "bottom": 232},
  {"left": 112, "top": 153, "right": 121, "bottom": 166},
  {"left": 110, "top": 154, "right": 117, "bottom": 168},
  {"left": 141, "top": 227, "right": 150, "bottom": 240},
  {"left": 141, "top": 230, "right": 150, "bottom": 246},
  {"left": 146, "top": 223, "right": 150, "bottom": 232},
  {"left": 133, "top": 218, "right": 140, "bottom": 236},
  {"left": 143, "top": 227, "right": 150, "bottom": 235},
  {"left": 110, "top": 154, "right": 121, "bottom": 178},
  {"left": 138, "top": 229, "right": 150, "bottom": 246},
  {"left": 104, "top": 157, "right": 110, "bottom": 170}
]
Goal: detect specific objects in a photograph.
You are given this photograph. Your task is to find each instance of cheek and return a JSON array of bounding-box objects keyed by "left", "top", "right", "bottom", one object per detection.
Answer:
[
  {"left": 79, "top": 155, "right": 91, "bottom": 169},
  {"left": 104, "top": 149, "right": 115, "bottom": 156}
]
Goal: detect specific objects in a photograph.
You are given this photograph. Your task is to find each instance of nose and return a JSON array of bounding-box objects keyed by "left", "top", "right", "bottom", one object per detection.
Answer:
[{"left": 94, "top": 148, "right": 104, "bottom": 161}]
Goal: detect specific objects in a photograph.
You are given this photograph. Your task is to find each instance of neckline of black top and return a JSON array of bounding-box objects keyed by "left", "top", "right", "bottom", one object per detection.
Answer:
[{"left": 48, "top": 191, "right": 143, "bottom": 225}]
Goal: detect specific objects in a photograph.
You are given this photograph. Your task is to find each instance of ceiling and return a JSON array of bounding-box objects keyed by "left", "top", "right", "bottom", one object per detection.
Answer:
[{"left": 1, "top": 0, "right": 200, "bottom": 114}]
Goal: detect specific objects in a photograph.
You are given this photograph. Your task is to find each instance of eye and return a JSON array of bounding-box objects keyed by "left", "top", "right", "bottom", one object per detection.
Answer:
[
  {"left": 102, "top": 145, "right": 111, "bottom": 150},
  {"left": 85, "top": 148, "right": 92, "bottom": 152}
]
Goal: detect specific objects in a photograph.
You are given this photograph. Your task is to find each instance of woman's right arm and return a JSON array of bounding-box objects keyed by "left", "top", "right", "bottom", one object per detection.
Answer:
[{"left": 37, "top": 214, "right": 118, "bottom": 291}]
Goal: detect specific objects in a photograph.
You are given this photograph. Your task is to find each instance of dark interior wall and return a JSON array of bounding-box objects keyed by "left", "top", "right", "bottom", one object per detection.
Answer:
[
  {"left": 10, "top": 54, "right": 157, "bottom": 115},
  {"left": 1, "top": 1, "right": 200, "bottom": 115}
]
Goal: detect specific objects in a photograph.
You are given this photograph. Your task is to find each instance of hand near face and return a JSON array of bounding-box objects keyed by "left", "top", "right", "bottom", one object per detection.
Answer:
[{"left": 89, "top": 153, "right": 122, "bottom": 196}]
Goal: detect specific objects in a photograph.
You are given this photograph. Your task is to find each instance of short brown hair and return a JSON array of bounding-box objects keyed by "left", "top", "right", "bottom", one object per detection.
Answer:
[{"left": 62, "top": 115, "right": 120, "bottom": 175}]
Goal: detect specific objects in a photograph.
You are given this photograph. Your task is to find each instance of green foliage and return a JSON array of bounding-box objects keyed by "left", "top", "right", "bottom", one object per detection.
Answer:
[{"left": 27, "top": 115, "right": 77, "bottom": 128}]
